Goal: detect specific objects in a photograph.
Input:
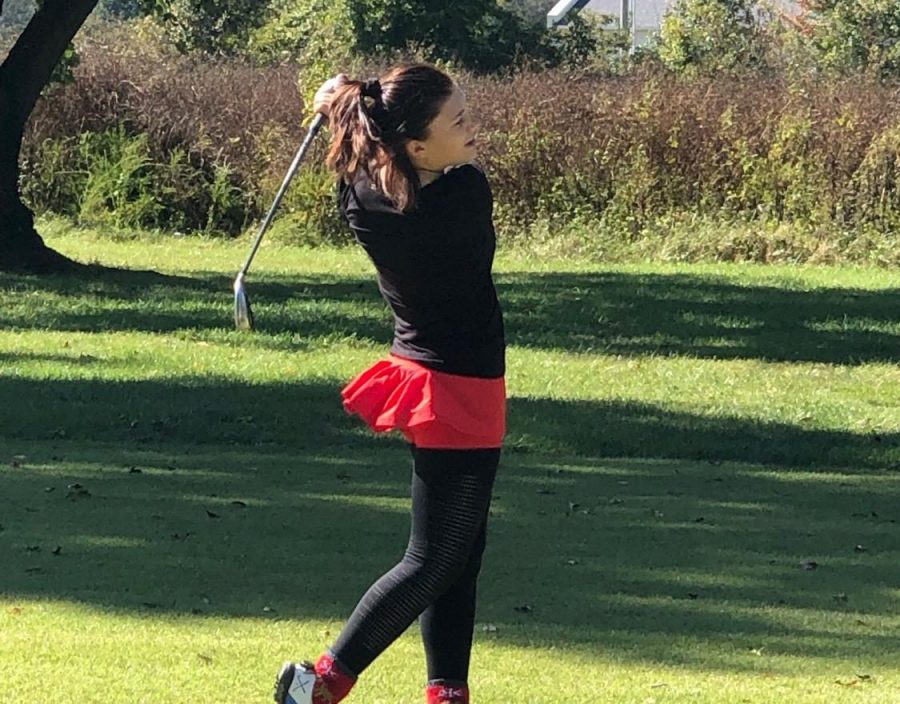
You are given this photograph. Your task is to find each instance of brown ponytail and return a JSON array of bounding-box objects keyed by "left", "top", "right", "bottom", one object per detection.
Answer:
[{"left": 325, "top": 64, "right": 454, "bottom": 212}]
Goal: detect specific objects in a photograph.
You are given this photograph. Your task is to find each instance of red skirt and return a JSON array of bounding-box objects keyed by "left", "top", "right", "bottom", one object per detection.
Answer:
[{"left": 341, "top": 354, "right": 506, "bottom": 449}]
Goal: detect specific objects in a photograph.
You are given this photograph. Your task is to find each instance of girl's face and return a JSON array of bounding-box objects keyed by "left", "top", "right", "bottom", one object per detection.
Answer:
[{"left": 405, "top": 85, "right": 479, "bottom": 173}]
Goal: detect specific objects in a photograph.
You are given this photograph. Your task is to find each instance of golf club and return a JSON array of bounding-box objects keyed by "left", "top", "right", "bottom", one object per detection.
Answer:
[{"left": 234, "top": 111, "right": 326, "bottom": 331}]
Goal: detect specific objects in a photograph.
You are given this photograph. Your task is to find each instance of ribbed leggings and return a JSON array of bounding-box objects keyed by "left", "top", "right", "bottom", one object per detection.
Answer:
[{"left": 329, "top": 445, "right": 500, "bottom": 683}]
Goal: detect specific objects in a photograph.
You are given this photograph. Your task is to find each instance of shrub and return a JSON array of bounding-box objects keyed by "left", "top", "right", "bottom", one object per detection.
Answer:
[
  {"left": 652, "top": 0, "right": 771, "bottom": 76},
  {"left": 344, "top": 0, "right": 549, "bottom": 74},
  {"left": 20, "top": 29, "right": 900, "bottom": 263},
  {"left": 850, "top": 123, "right": 900, "bottom": 232},
  {"left": 147, "top": 0, "right": 270, "bottom": 55},
  {"left": 805, "top": 0, "right": 900, "bottom": 82},
  {"left": 76, "top": 127, "right": 160, "bottom": 229},
  {"left": 23, "top": 30, "right": 308, "bottom": 236}
]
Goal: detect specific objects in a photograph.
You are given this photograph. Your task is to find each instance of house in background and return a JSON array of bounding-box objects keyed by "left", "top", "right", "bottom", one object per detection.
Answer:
[
  {"left": 548, "top": 0, "right": 802, "bottom": 49},
  {"left": 547, "top": 0, "right": 672, "bottom": 47}
]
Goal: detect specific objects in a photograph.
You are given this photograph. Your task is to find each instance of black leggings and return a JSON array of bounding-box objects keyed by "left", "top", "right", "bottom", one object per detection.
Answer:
[{"left": 329, "top": 445, "right": 500, "bottom": 683}]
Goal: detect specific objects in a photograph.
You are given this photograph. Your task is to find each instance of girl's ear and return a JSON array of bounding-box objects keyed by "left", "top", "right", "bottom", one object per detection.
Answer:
[{"left": 406, "top": 139, "right": 427, "bottom": 159}]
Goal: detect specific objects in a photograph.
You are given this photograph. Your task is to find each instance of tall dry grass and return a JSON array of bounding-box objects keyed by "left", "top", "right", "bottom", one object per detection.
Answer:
[{"left": 20, "top": 30, "right": 900, "bottom": 261}]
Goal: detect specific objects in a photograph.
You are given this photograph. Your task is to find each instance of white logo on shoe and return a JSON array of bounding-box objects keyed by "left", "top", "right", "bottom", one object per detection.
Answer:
[{"left": 288, "top": 668, "right": 317, "bottom": 704}]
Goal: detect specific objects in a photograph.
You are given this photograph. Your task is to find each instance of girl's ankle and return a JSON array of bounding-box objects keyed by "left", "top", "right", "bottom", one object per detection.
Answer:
[
  {"left": 313, "top": 652, "right": 357, "bottom": 704},
  {"left": 426, "top": 679, "right": 469, "bottom": 704}
]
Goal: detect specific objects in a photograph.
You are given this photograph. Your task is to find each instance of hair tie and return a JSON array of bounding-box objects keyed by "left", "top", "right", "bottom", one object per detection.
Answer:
[{"left": 361, "top": 78, "right": 382, "bottom": 101}]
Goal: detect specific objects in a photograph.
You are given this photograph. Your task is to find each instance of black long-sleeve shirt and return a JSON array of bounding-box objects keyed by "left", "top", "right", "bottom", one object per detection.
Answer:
[{"left": 337, "top": 163, "right": 505, "bottom": 378}]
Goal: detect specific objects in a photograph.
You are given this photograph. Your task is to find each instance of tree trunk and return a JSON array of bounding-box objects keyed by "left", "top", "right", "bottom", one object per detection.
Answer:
[{"left": 0, "top": 0, "right": 99, "bottom": 273}]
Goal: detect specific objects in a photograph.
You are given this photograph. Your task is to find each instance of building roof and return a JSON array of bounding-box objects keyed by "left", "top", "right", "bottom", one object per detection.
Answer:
[{"left": 550, "top": 0, "right": 801, "bottom": 30}]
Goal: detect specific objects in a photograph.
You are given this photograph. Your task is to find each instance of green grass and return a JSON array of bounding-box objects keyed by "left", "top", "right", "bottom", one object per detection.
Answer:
[{"left": 1, "top": 228, "right": 899, "bottom": 703}]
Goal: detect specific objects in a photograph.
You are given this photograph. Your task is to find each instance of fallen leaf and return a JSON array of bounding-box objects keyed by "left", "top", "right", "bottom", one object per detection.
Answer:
[
  {"left": 833, "top": 593, "right": 849, "bottom": 602},
  {"left": 66, "top": 483, "right": 91, "bottom": 499},
  {"left": 205, "top": 510, "right": 220, "bottom": 519},
  {"left": 799, "top": 560, "right": 818, "bottom": 570},
  {"left": 482, "top": 624, "right": 499, "bottom": 633},
  {"left": 25, "top": 545, "right": 40, "bottom": 552},
  {"left": 52, "top": 546, "right": 62, "bottom": 556},
  {"left": 230, "top": 501, "right": 247, "bottom": 508},
  {"left": 197, "top": 653, "right": 213, "bottom": 665},
  {"left": 853, "top": 544, "right": 867, "bottom": 553},
  {"left": 835, "top": 678, "right": 862, "bottom": 687},
  {"left": 129, "top": 467, "right": 143, "bottom": 474},
  {"left": 513, "top": 604, "right": 533, "bottom": 613}
]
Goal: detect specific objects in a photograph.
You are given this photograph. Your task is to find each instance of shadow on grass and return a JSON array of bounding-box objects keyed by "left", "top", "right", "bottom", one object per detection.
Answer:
[
  {"left": 2, "top": 264, "right": 898, "bottom": 671},
  {"left": 1, "top": 373, "right": 899, "bottom": 671},
  {"left": 0, "top": 375, "right": 896, "bottom": 469},
  {"left": 1, "top": 267, "right": 898, "bottom": 363}
]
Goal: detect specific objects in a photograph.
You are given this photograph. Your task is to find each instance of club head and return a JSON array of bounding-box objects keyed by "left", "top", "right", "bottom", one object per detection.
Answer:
[{"left": 233, "top": 273, "right": 254, "bottom": 331}]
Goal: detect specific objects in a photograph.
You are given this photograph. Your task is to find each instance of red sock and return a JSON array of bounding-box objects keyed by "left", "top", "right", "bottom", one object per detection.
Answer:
[
  {"left": 426, "top": 681, "right": 469, "bottom": 704},
  {"left": 313, "top": 653, "right": 356, "bottom": 704}
]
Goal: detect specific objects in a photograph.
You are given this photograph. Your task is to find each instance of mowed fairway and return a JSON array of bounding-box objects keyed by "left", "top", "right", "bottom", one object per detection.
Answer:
[{"left": 1, "top": 229, "right": 899, "bottom": 704}]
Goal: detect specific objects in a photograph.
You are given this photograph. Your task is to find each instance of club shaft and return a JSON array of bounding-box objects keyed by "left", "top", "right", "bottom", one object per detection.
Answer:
[{"left": 238, "top": 112, "right": 326, "bottom": 277}]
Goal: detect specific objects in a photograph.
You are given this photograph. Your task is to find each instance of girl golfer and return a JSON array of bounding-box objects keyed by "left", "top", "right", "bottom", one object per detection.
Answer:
[{"left": 274, "top": 64, "right": 506, "bottom": 704}]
